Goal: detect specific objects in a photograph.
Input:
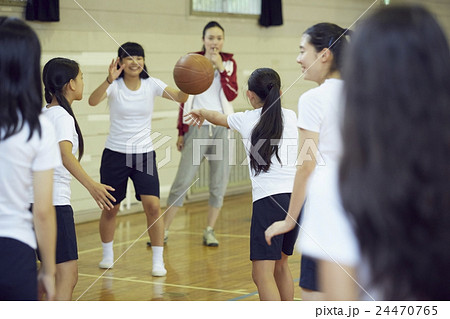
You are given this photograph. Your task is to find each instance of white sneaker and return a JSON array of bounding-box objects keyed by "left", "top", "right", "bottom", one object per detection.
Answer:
[
  {"left": 99, "top": 259, "right": 114, "bottom": 269},
  {"left": 152, "top": 263, "right": 167, "bottom": 277},
  {"left": 203, "top": 228, "right": 219, "bottom": 247}
]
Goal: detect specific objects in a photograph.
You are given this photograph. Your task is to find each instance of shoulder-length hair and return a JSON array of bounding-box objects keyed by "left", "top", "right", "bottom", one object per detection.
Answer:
[
  {"left": 340, "top": 5, "right": 450, "bottom": 300},
  {"left": 0, "top": 17, "right": 42, "bottom": 141}
]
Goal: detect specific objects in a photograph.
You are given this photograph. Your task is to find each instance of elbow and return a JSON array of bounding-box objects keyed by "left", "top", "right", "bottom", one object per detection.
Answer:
[
  {"left": 60, "top": 152, "right": 73, "bottom": 168},
  {"left": 33, "top": 204, "right": 55, "bottom": 222},
  {"left": 297, "top": 161, "right": 316, "bottom": 178},
  {"left": 88, "top": 98, "right": 97, "bottom": 107}
]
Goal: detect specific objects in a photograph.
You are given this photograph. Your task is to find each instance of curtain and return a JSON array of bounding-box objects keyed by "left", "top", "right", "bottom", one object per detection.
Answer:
[
  {"left": 259, "top": 0, "right": 283, "bottom": 27},
  {"left": 26, "top": 0, "right": 60, "bottom": 22}
]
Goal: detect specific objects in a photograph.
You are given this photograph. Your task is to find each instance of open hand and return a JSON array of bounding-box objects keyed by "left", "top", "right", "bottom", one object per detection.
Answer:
[
  {"left": 37, "top": 270, "right": 55, "bottom": 301},
  {"left": 89, "top": 182, "right": 116, "bottom": 211},
  {"left": 184, "top": 110, "right": 205, "bottom": 128},
  {"left": 107, "top": 58, "right": 125, "bottom": 83}
]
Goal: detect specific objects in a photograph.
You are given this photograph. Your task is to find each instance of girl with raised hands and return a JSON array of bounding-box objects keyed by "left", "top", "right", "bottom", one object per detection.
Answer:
[{"left": 89, "top": 42, "right": 187, "bottom": 276}]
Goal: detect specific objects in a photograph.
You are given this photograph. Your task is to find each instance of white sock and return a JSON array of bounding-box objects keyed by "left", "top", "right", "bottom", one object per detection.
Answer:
[
  {"left": 206, "top": 226, "right": 213, "bottom": 231},
  {"left": 152, "top": 246, "right": 164, "bottom": 266},
  {"left": 102, "top": 241, "right": 114, "bottom": 261}
]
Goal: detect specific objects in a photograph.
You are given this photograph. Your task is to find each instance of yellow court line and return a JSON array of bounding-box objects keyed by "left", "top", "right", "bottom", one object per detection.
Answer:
[
  {"left": 78, "top": 273, "right": 251, "bottom": 296},
  {"left": 77, "top": 231, "right": 249, "bottom": 255}
]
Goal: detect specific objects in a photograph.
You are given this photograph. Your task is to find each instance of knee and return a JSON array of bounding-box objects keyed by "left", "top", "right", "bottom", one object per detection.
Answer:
[
  {"left": 101, "top": 206, "right": 119, "bottom": 220},
  {"left": 208, "top": 193, "right": 224, "bottom": 208},
  {"left": 251, "top": 269, "right": 260, "bottom": 285},
  {"left": 275, "top": 258, "right": 289, "bottom": 274},
  {"left": 252, "top": 266, "right": 269, "bottom": 286},
  {"left": 72, "top": 271, "right": 78, "bottom": 288},
  {"left": 144, "top": 203, "right": 160, "bottom": 218}
]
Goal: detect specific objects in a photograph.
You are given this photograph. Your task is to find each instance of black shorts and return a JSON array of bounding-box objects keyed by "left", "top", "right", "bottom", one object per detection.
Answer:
[
  {"left": 55, "top": 205, "right": 78, "bottom": 264},
  {"left": 250, "top": 193, "right": 300, "bottom": 261},
  {"left": 100, "top": 148, "right": 160, "bottom": 203},
  {"left": 0, "top": 237, "right": 37, "bottom": 300},
  {"left": 297, "top": 203, "right": 320, "bottom": 291},
  {"left": 300, "top": 255, "right": 319, "bottom": 291},
  {"left": 36, "top": 205, "right": 78, "bottom": 264}
]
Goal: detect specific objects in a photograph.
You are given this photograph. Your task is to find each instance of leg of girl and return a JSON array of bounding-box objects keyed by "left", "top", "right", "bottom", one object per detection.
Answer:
[
  {"left": 274, "top": 253, "right": 294, "bottom": 300},
  {"left": 55, "top": 260, "right": 78, "bottom": 300},
  {"left": 98, "top": 204, "right": 120, "bottom": 268},
  {"left": 252, "top": 260, "right": 280, "bottom": 300},
  {"left": 141, "top": 195, "right": 166, "bottom": 276}
]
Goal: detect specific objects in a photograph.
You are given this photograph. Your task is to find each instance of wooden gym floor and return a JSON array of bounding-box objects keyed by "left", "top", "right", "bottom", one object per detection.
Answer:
[{"left": 72, "top": 192, "right": 302, "bottom": 301}]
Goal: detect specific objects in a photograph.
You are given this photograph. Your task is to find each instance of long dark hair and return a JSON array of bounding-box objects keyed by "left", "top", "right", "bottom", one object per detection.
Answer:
[
  {"left": 43, "top": 58, "right": 85, "bottom": 160},
  {"left": 249, "top": 68, "right": 283, "bottom": 175},
  {"left": 340, "top": 5, "right": 450, "bottom": 300},
  {"left": 0, "top": 17, "right": 42, "bottom": 141},
  {"left": 201, "top": 21, "right": 224, "bottom": 52},
  {"left": 117, "top": 42, "right": 149, "bottom": 79},
  {"left": 304, "top": 22, "right": 351, "bottom": 73}
]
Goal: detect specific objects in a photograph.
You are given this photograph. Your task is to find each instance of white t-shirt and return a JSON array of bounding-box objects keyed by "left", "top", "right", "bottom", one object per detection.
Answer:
[
  {"left": 0, "top": 116, "right": 61, "bottom": 249},
  {"left": 42, "top": 105, "right": 78, "bottom": 205},
  {"left": 106, "top": 77, "right": 167, "bottom": 154},
  {"left": 192, "top": 70, "right": 222, "bottom": 125},
  {"left": 296, "top": 78, "right": 360, "bottom": 266},
  {"left": 227, "top": 108, "right": 298, "bottom": 202}
]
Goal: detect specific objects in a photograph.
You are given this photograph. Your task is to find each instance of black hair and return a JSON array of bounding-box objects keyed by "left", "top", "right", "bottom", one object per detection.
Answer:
[
  {"left": 201, "top": 21, "right": 225, "bottom": 52},
  {"left": 43, "top": 58, "right": 85, "bottom": 161},
  {"left": 117, "top": 42, "right": 149, "bottom": 79},
  {"left": 248, "top": 68, "right": 283, "bottom": 175},
  {"left": 340, "top": 5, "right": 450, "bottom": 300},
  {"left": 0, "top": 17, "right": 42, "bottom": 141},
  {"left": 304, "top": 23, "right": 351, "bottom": 73}
]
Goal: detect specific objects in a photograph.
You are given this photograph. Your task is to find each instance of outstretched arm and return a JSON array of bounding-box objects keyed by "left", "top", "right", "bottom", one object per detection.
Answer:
[
  {"left": 185, "top": 109, "right": 229, "bottom": 128},
  {"left": 265, "top": 128, "right": 318, "bottom": 245},
  {"left": 59, "top": 141, "right": 116, "bottom": 210},
  {"left": 162, "top": 86, "right": 188, "bottom": 103}
]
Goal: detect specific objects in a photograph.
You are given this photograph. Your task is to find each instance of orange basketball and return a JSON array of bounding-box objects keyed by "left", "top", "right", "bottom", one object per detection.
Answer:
[{"left": 173, "top": 54, "right": 214, "bottom": 95}]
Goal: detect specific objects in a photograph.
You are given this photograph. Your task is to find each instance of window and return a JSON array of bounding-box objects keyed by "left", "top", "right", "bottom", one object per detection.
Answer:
[
  {"left": 191, "top": 0, "right": 261, "bottom": 16},
  {"left": 0, "top": 0, "right": 26, "bottom": 6}
]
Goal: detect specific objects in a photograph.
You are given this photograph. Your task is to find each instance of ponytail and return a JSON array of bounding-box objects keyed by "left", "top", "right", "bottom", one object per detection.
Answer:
[
  {"left": 304, "top": 23, "right": 351, "bottom": 73},
  {"left": 248, "top": 68, "right": 283, "bottom": 175},
  {"left": 54, "top": 91, "right": 84, "bottom": 161},
  {"left": 43, "top": 57, "right": 84, "bottom": 161}
]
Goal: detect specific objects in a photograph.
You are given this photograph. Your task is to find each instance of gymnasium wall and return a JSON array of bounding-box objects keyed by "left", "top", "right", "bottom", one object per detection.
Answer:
[{"left": 1, "top": 0, "right": 449, "bottom": 223}]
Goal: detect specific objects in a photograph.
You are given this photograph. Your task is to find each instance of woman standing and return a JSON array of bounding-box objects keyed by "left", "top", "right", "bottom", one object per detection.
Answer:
[
  {"left": 0, "top": 17, "right": 59, "bottom": 300},
  {"left": 339, "top": 5, "right": 450, "bottom": 300},
  {"left": 186, "top": 68, "right": 298, "bottom": 300},
  {"left": 163, "top": 21, "right": 238, "bottom": 247},
  {"left": 41, "top": 57, "right": 116, "bottom": 300},
  {"left": 89, "top": 42, "right": 187, "bottom": 276},
  {"left": 265, "top": 23, "right": 357, "bottom": 300}
]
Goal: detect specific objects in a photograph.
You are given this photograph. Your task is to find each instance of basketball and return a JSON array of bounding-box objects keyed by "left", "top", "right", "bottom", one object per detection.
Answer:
[{"left": 173, "top": 54, "right": 214, "bottom": 95}]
